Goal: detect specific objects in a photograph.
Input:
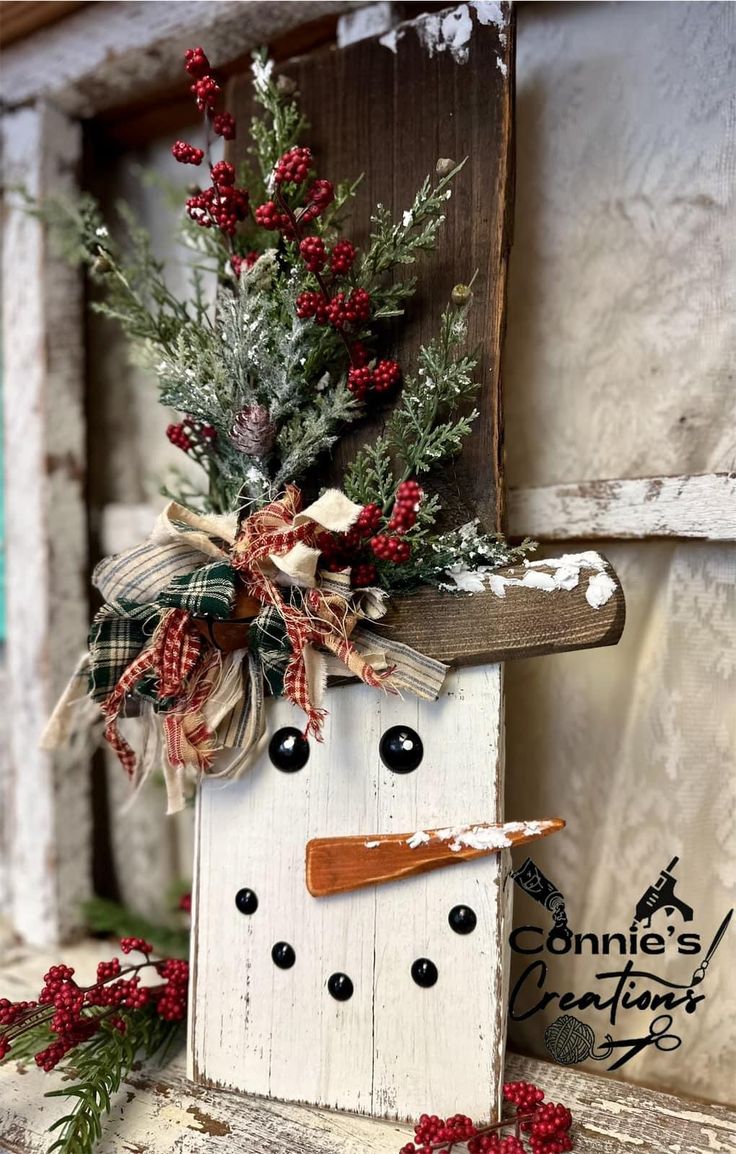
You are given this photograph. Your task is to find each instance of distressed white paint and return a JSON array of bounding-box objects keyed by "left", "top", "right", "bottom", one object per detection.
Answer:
[
  {"left": 509, "top": 474, "right": 736, "bottom": 541},
  {"left": 337, "top": 3, "right": 396, "bottom": 48},
  {"left": 0, "top": 2, "right": 358, "bottom": 116},
  {"left": 191, "top": 665, "right": 509, "bottom": 1122},
  {"left": 1, "top": 103, "right": 92, "bottom": 945}
]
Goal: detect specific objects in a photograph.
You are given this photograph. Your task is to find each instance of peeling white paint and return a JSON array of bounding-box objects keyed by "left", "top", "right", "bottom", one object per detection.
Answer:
[{"left": 415, "top": 6, "right": 475, "bottom": 65}]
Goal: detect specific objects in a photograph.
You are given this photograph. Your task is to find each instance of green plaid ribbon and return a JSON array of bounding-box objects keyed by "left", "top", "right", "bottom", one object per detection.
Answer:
[
  {"left": 88, "top": 560, "right": 239, "bottom": 705},
  {"left": 88, "top": 599, "right": 159, "bottom": 704},
  {"left": 157, "top": 561, "right": 238, "bottom": 619},
  {"left": 248, "top": 606, "right": 291, "bottom": 696}
]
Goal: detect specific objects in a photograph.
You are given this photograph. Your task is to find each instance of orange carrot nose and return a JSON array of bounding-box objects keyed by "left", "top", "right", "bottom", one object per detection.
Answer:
[{"left": 306, "top": 818, "right": 565, "bottom": 898}]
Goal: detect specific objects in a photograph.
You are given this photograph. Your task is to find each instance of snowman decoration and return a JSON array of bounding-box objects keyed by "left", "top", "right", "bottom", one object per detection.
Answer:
[{"left": 189, "top": 664, "right": 562, "bottom": 1121}]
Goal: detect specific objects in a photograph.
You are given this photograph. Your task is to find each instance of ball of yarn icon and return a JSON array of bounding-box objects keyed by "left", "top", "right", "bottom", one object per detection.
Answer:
[{"left": 544, "top": 1014, "right": 598, "bottom": 1065}]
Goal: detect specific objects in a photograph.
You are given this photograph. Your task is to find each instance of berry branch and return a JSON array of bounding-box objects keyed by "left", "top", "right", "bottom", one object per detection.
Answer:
[
  {"left": 1, "top": 938, "right": 189, "bottom": 1154},
  {"left": 400, "top": 1082, "right": 574, "bottom": 1154}
]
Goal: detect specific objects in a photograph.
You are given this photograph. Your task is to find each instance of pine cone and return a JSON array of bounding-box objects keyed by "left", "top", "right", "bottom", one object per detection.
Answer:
[{"left": 231, "top": 404, "right": 276, "bottom": 457}]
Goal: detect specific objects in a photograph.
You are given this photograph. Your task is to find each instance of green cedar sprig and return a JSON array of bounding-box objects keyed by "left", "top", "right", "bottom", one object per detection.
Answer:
[
  {"left": 344, "top": 302, "right": 478, "bottom": 509},
  {"left": 45, "top": 1012, "right": 183, "bottom": 1154}
]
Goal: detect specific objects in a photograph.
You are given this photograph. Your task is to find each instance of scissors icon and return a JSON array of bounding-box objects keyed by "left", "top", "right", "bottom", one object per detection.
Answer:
[{"left": 602, "top": 1014, "right": 682, "bottom": 1071}]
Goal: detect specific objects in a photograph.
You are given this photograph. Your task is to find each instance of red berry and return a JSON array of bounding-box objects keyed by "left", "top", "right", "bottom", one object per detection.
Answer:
[
  {"left": 372, "top": 358, "right": 401, "bottom": 394},
  {"left": 296, "top": 290, "right": 327, "bottom": 322},
  {"left": 347, "top": 366, "right": 373, "bottom": 399},
  {"left": 307, "top": 178, "right": 334, "bottom": 210},
  {"left": 349, "top": 287, "right": 371, "bottom": 322},
  {"left": 255, "top": 200, "right": 285, "bottom": 231},
  {"left": 356, "top": 503, "right": 382, "bottom": 534},
  {"left": 352, "top": 563, "right": 378, "bottom": 588},
  {"left": 191, "top": 75, "right": 220, "bottom": 112},
  {"left": 119, "top": 936, "right": 153, "bottom": 956},
  {"left": 330, "top": 239, "right": 357, "bottom": 275},
  {"left": 172, "top": 140, "right": 204, "bottom": 166},
  {"left": 212, "top": 112, "right": 236, "bottom": 140},
  {"left": 211, "top": 160, "right": 235, "bottom": 187},
  {"left": 184, "top": 47, "right": 210, "bottom": 78},
  {"left": 274, "top": 146, "right": 313, "bottom": 185},
  {"left": 299, "top": 235, "right": 327, "bottom": 272}
]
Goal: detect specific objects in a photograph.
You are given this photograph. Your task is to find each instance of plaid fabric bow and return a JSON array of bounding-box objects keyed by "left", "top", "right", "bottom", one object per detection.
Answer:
[{"left": 46, "top": 488, "right": 447, "bottom": 811}]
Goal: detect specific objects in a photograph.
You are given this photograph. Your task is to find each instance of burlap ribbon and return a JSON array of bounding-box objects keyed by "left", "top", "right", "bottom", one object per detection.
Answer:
[{"left": 43, "top": 487, "right": 448, "bottom": 813}]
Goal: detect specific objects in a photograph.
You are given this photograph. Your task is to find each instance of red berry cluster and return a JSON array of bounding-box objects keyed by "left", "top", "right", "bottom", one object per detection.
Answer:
[
  {"left": 368, "top": 479, "right": 423, "bottom": 566},
  {"left": 330, "top": 240, "right": 357, "bottom": 275},
  {"left": 274, "top": 145, "right": 313, "bottom": 185},
  {"left": 398, "top": 1082, "right": 573, "bottom": 1154},
  {"left": 172, "top": 140, "right": 204, "bottom": 166},
  {"left": 120, "top": 936, "right": 153, "bottom": 956},
  {"left": 299, "top": 235, "right": 326, "bottom": 272},
  {"left": 213, "top": 111, "right": 236, "bottom": 140},
  {"left": 0, "top": 941, "right": 191, "bottom": 1073},
  {"left": 388, "top": 479, "right": 422, "bottom": 532},
  {"left": 166, "top": 417, "right": 217, "bottom": 455},
  {"left": 348, "top": 358, "right": 401, "bottom": 400},
  {"left": 191, "top": 74, "right": 220, "bottom": 111},
  {"left": 175, "top": 48, "right": 249, "bottom": 237},
  {"left": 314, "top": 503, "right": 384, "bottom": 587},
  {"left": 255, "top": 177, "right": 335, "bottom": 238}
]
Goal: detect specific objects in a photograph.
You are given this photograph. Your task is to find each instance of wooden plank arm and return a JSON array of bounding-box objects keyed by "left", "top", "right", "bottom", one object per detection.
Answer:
[{"left": 380, "top": 553, "right": 625, "bottom": 666}]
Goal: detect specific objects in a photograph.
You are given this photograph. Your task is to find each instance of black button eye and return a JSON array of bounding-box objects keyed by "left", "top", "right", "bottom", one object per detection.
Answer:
[
  {"left": 448, "top": 905, "right": 477, "bottom": 934},
  {"left": 272, "top": 942, "right": 296, "bottom": 969},
  {"left": 327, "top": 972, "right": 354, "bottom": 1001},
  {"left": 235, "top": 888, "right": 258, "bottom": 915},
  {"left": 269, "top": 727, "right": 310, "bottom": 772},
  {"left": 411, "top": 957, "right": 438, "bottom": 987},
  {"left": 379, "top": 726, "right": 423, "bottom": 773}
]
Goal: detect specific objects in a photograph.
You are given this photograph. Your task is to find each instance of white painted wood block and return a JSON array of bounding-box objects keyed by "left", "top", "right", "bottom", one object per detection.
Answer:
[
  {"left": 1, "top": 102, "right": 92, "bottom": 945},
  {"left": 190, "top": 666, "right": 509, "bottom": 1122}
]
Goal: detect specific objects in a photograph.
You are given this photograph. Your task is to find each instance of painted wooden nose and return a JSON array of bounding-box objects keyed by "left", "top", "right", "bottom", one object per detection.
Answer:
[{"left": 306, "top": 818, "right": 565, "bottom": 897}]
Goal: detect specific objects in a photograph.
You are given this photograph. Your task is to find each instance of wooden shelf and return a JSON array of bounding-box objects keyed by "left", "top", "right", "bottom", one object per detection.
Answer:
[{"left": 1, "top": 940, "right": 733, "bottom": 1152}]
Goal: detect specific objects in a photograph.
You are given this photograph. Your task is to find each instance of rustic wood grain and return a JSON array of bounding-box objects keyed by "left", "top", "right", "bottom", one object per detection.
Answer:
[
  {"left": 1, "top": 105, "right": 93, "bottom": 945},
  {"left": 229, "top": 3, "right": 514, "bottom": 536},
  {"left": 0, "top": 1, "right": 86, "bottom": 47},
  {"left": 380, "top": 556, "right": 625, "bottom": 665},
  {"left": 2, "top": 941, "right": 735, "bottom": 1153},
  {"left": 509, "top": 472, "right": 736, "bottom": 541},
  {"left": 306, "top": 819, "right": 565, "bottom": 897}
]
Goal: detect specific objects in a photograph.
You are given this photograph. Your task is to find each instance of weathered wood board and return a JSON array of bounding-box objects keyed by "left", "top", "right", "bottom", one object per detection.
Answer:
[
  {"left": 1, "top": 102, "right": 92, "bottom": 945},
  {"left": 3, "top": 940, "right": 736, "bottom": 1154},
  {"left": 510, "top": 472, "right": 736, "bottom": 541},
  {"left": 191, "top": 4, "right": 516, "bottom": 1122},
  {"left": 191, "top": 665, "right": 510, "bottom": 1121},
  {"left": 229, "top": 2, "right": 514, "bottom": 535}
]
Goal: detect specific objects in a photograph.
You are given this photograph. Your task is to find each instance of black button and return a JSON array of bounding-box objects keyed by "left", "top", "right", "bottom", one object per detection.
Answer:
[
  {"left": 411, "top": 957, "right": 438, "bottom": 988},
  {"left": 379, "top": 726, "right": 423, "bottom": 773},
  {"left": 271, "top": 942, "right": 296, "bottom": 969},
  {"left": 327, "top": 972, "right": 354, "bottom": 1001},
  {"left": 448, "top": 904, "right": 477, "bottom": 934},
  {"left": 235, "top": 888, "right": 258, "bottom": 915},
  {"left": 269, "top": 727, "right": 309, "bottom": 772}
]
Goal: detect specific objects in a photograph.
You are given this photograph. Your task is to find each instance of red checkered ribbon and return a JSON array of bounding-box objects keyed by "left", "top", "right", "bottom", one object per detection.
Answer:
[
  {"left": 232, "top": 485, "right": 395, "bottom": 738},
  {"left": 102, "top": 608, "right": 210, "bottom": 782}
]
